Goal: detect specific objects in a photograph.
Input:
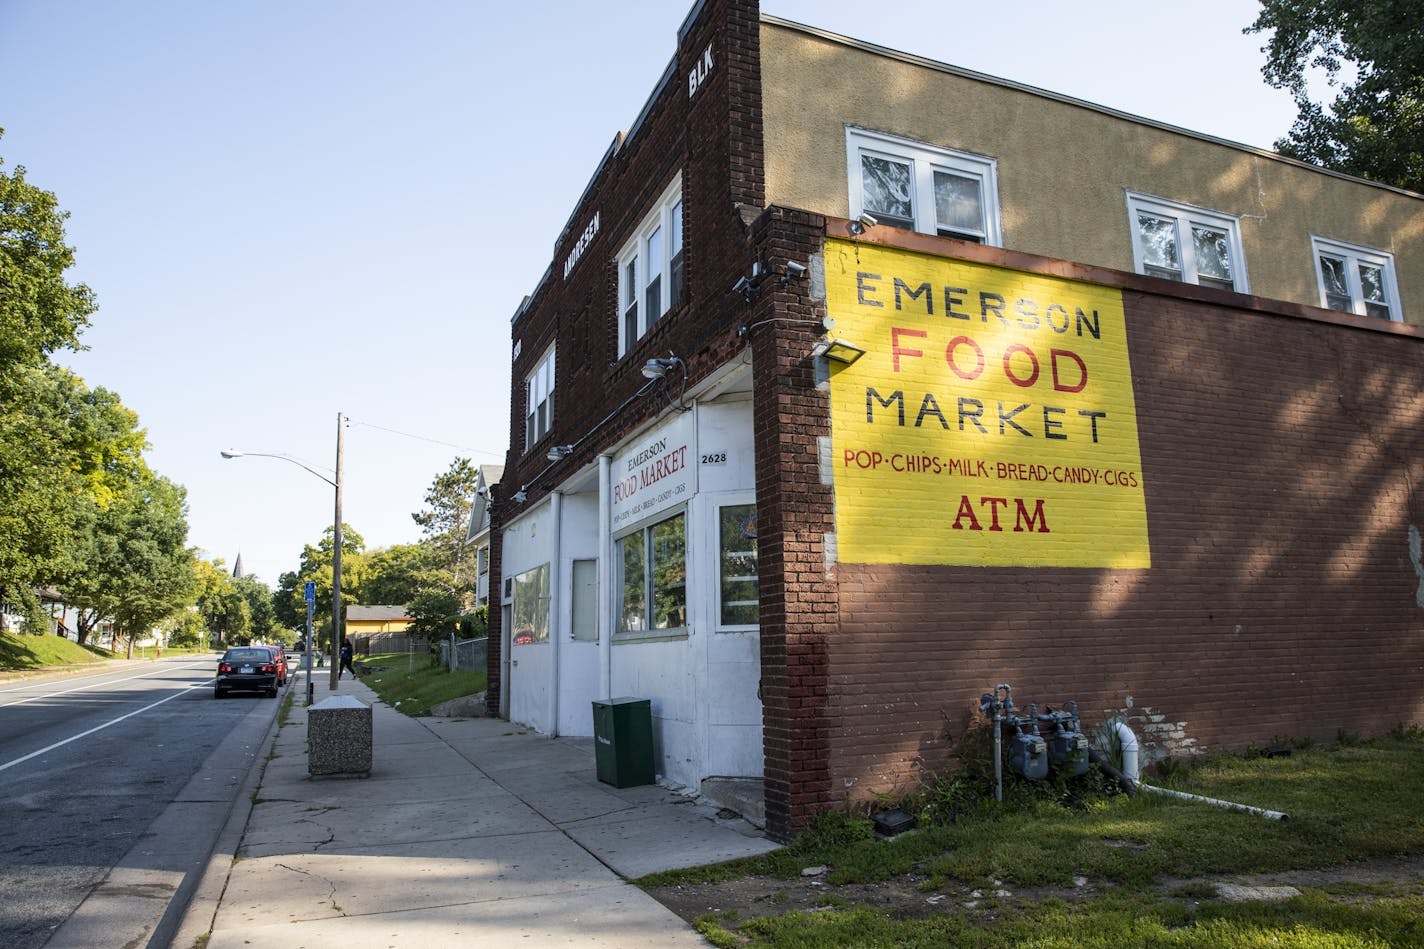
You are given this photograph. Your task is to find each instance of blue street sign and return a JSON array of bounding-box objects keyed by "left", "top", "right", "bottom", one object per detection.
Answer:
[{"left": 303, "top": 581, "right": 316, "bottom": 605}]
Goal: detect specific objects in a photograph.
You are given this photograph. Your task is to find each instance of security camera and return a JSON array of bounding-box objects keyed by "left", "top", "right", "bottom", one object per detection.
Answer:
[
  {"left": 732, "top": 275, "right": 750, "bottom": 294},
  {"left": 784, "top": 261, "right": 807, "bottom": 278}
]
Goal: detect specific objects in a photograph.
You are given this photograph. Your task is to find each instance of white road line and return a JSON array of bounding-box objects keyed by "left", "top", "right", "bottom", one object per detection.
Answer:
[
  {"left": 0, "top": 662, "right": 212, "bottom": 708},
  {"left": 0, "top": 680, "right": 213, "bottom": 773}
]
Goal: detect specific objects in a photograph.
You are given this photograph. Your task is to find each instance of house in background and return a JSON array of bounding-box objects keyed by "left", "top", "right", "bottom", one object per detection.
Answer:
[
  {"left": 344, "top": 604, "right": 415, "bottom": 654},
  {"left": 489, "top": 0, "right": 1424, "bottom": 840},
  {"left": 462, "top": 464, "right": 504, "bottom": 611}
]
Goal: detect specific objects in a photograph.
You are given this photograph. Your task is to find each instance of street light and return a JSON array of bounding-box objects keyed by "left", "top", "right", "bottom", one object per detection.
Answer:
[{"left": 221, "top": 411, "right": 346, "bottom": 696}]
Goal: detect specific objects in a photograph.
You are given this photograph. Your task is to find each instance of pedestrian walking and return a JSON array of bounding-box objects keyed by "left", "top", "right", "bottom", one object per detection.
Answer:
[{"left": 339, "top": 638, "right": 355, "bottom": 679}]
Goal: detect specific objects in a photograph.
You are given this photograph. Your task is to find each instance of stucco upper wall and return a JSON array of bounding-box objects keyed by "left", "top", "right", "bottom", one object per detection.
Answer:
[{"left": 760, "top": 18, "right": 1424, "bottom": 324}]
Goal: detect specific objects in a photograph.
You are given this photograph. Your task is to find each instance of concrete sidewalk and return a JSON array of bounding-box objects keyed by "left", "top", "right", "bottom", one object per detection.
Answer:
[{"left": 174, "top": 670, "right": 777, "bottom": 948}]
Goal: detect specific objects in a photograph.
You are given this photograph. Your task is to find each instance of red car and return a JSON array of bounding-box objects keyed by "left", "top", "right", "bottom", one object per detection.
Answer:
[{"left": 260, "top": 644, "right": 289, "bottom": 686}]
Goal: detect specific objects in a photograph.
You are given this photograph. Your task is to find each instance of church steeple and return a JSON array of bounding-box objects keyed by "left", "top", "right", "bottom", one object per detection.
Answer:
[{"left": 232, "top": 553, "right": 245, "bottom": 579}]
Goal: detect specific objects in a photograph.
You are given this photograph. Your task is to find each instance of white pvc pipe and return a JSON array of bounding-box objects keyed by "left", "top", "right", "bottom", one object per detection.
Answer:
[
  {"left": 1113, "top": 721, "right": 1287, "bottom": 820},
  {"left": 1115, "top": 719, "right": 1140, "bottom": 784},
  {"left": 1139, "top": 783, "right": 1288, "bottom": 821}
]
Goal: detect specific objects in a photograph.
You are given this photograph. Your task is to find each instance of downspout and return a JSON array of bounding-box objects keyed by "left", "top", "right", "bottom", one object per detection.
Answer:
[
  {"left": 598, "top": 454, "right": 613, "bottom": 700},
  {"left": 549, "top": 490, "right": 563, "bottom": 736}
]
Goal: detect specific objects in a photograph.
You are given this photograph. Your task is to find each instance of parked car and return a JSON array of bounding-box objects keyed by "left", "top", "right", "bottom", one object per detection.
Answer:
[
  {"left": 215, "top": 647, "right": 279, "bottom": 698},
  {"left": 260, "top": 644, "right": 289, "bottom": 686}
]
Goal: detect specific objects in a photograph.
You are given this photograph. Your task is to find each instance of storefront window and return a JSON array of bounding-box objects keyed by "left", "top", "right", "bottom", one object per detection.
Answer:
[
  {"left": 616, "top": 511, "right": 686, "bottom": 638},
  {"left": 718, "top": 504, "right": 758, "bottom": 627},
  {"left": 618, "top": 530, "right": 646, "bottom": 633}
]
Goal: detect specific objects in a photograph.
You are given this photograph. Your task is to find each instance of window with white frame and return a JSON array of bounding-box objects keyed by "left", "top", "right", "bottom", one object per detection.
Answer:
[
  {"left": 511, "top": 563, "right": 550, "bottom": 646},
  {"left": 615, "top": 511, "right": 686, "bottom": 639},
  {"left": 618, "top": 177, "right": 684, "bottom": 357},
  {"left": 717, "top": 504, "right": 758, "bottom": 628},
  {"left": 1127, "top": 193, "right": 1246, "bottom": 292},
  {"left": 1312, "top": 237, "right": 1400, "bottom": 322},
  {"left": 847, "top": 128, "right": 1001, "bottom": 244},
  {"left": 524, "top": 347, "right": 554, "bottom": 451}
]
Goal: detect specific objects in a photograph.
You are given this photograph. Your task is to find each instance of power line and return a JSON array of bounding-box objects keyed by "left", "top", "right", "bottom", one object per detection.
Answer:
[{"left": 349, "top": 419, "right": 503, "bottom": 458}]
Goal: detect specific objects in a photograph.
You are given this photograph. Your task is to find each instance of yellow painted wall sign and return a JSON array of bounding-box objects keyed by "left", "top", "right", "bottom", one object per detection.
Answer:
[{"left": 824, "top": 239, "right": 1150, "bottom": 567}]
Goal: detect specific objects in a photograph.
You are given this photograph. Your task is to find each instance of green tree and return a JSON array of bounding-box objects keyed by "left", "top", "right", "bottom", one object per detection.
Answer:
[
  {"left": 163, "top": 609, "right": 207, "bottom": 649},
  {"left": 0, "top": 146, "right": 101, "bottom": 628},
  {"left": 360, "top": 543, "right": 439, "bottom": 607},
  {"left": 405, "top": 458, "right": 481, "bottom": 638},
  {"left": 193, "top": 559, "right": 249, "bottom": 646},
  {"left": 234, "top": 574, "right": 280, "bottom": 642},
  {"left": 412, "top": 457, "right": 479, "bottom": 583},
  {"left": 93, "top": 475, "right": 198, "bottom": 656},
  {"left": 1247, "top": 0, "right": 1424, "bottom": 191},
  {"left": 0, "top": 143, "right": 96, "bottom": 372},
  {"left": 3, "top": 366, "right": 149, "bottom": 632},
  {"left": 274, "top": 524, "right": 365, "bottom": 650},
  {"left": 408, "top": 587, "right": 464, "bottom": 638}
]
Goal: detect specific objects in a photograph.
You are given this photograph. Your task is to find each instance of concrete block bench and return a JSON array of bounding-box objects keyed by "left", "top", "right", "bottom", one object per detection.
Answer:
[{"left": 308, "top": 694, "right": 372, "bottom": 777}]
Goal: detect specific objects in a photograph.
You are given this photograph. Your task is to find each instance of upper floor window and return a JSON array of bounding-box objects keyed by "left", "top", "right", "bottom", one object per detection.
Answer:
[
  {"left": 618, "top": 177, "right": 684, "bottom": 357},
  {"left": 1312, "top": 236, "right": 1400, "bottom": 322},
  {"left": 846, "top": 128, "right": 1001, "bottom": 244},
  {"left": 524, "top": 347, "right": 554, "bottom": 451},
  {"left": 1127, "top": 193, "right": 1246, "bottom": 292}
]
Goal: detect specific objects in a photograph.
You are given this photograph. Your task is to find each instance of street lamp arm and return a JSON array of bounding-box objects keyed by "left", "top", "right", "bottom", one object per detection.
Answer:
[
  {"left": 221, "top": 412, "right": 346, "bottom": 698},
  {"left": 220, "top": 449, "right": 337, "bottom": 488}
]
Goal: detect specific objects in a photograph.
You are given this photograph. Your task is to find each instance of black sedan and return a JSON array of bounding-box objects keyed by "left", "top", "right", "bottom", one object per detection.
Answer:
[{"left": 215, "top": 647, "right": 280, "bottom": 698}]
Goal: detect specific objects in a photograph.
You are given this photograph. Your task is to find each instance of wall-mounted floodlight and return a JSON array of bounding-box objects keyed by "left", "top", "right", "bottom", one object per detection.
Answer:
[
  {"left": 811, "top": 338, "right": 867, "bottom": 365},
  {"left": 848, "top": 212, "right": 878, "bottom": 235},
  {"left": 642, "top": 356, "right": 683, "bottom": 379},
  {"left": 546, "top": 444, "right": 575, "bottom": 462}
]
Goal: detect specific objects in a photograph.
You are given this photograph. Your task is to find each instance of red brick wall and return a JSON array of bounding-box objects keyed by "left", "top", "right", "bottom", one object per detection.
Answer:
[
  {"left": 488, "top": 0, "right": 765, "bottom": 713},
  {"left": 820, "top": 236, "right": 1424, "bottom": 802},
  {"left": 746, "top": 206, "right": 837, "bottom": 839}
]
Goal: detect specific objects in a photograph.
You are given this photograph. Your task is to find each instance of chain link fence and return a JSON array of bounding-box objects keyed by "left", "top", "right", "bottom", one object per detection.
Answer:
[{"left": 438, "top": 635, "right": 488, "bottom": 672}]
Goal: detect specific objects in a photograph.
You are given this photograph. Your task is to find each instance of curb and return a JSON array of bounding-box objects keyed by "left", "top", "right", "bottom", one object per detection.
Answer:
[{"left": 162, "top": 678, "right": 296, "bottom": 948}]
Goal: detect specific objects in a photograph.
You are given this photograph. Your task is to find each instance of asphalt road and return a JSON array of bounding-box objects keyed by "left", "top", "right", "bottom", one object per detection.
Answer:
[{"left": 0, "top": 656, "right": 284, "bottom": 949}]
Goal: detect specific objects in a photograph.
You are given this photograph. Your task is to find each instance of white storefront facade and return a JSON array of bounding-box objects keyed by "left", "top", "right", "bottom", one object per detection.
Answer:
[{"left": 497, "top": 375, "right": 763, "bottom": 791}]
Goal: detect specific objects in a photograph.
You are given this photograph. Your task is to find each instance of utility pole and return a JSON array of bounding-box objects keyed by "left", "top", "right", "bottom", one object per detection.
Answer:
[{"left": 330, "top": 411, "right": 345, "bottom": 690}]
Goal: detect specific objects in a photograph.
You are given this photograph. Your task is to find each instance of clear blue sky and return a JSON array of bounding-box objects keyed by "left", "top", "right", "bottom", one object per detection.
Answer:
[{"left": 0, "top": 0, "right": 1296, "bottom": 586}]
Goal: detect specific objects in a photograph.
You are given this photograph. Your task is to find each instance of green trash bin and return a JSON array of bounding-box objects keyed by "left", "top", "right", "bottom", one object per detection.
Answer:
[{"left": 592, "top": 697, "right": 655, "bottom": 788}]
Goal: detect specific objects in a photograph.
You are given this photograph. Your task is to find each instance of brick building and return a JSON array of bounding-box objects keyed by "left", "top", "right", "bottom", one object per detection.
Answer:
[{"left": 490, "top": 0, "right": 1424, "bottom": 840}]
